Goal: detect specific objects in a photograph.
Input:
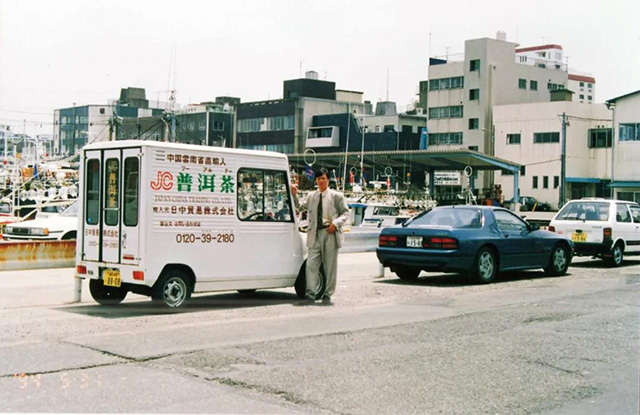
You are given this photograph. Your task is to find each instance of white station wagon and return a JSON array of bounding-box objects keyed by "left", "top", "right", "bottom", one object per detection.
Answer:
[{"left": 549, "top": 198, "right": 640, "bottom": 266}]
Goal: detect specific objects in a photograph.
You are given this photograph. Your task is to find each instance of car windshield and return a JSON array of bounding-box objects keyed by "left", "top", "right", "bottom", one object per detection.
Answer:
[
  {"left": 555, "top": 202, "right": 609, "bottom": 221},
  {"left": 410, "top": 208, "right": 482, "bottom": 228},
  {"left": 59, "top": 201, "right": 79, "bottom": 217}
]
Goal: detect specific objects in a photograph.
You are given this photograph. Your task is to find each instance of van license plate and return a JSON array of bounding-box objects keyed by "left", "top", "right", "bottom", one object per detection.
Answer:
[
  {"left": 103, "top": 269, "right": 121, "bottom": 287},
  {"left": 406, "top": 236, "right": 423, "bottom": 248},
  {"left": 571, "top": 233, "right": 587, "bottom": 242}
]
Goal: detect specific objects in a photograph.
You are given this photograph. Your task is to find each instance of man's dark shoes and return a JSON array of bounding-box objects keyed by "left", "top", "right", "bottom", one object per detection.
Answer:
[
  {"left": 296, "top": 297, "right": 315, "bottom": 306},
  {"left": 321, "top": 296, "right": 333, "bottom": 306}
]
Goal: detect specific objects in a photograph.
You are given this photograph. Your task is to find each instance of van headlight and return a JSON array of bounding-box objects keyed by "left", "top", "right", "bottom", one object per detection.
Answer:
[
  {"left": 4, "top": 226, "right": 14, "bottom": 234},
  {"left": 30, "top": 228, "right": 49, "bottom": 236}
]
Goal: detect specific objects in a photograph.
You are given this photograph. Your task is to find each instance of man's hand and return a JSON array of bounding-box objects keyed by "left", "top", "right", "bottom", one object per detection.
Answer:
[{"left": 326, "top": 223, "right": 337, "bottom": 234}]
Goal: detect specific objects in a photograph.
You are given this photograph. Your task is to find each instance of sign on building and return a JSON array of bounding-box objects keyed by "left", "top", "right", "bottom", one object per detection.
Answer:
[{"left": 434, "top": 171, "right": 461, "bottom": 186}]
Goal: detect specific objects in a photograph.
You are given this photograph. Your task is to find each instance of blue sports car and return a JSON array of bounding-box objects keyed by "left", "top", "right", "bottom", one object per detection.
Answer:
[{"left": 376, "top": 206, "right": 573, "bottom": 283}]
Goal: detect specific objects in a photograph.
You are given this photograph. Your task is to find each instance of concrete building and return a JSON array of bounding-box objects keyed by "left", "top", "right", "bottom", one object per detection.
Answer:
[
  {"left": 606, "top": 90, "right": 640, "bottom": 202},
  {"left": 568, "top": 74, "right": 596, "bottom": 104},
  {"left": 235, "top": 72, "right": 367, "bottom": 154},
  {"left": 54, "top": 87, "right": 163, "bottom": 155},
  {"left": 494, "top": 94, "right": 613, "bottom": 209}
]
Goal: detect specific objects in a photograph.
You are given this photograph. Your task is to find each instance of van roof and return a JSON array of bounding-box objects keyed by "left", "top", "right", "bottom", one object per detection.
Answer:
[{"left": 82, "top": 140, "right": 288, "bottom": 161}]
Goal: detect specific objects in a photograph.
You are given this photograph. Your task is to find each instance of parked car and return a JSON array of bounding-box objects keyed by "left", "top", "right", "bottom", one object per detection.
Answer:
[
  {"left": 2, "top": 200, "right": 78, "bottom": 241},
  {"left": 377, "top": 206, "right": 573, "bottom": 283},
  {"left": 549, "top": 198, "right": 640, "bottom": 266},
  {"left": 507, "top": 196, "right": 552, "bottom": 212}
]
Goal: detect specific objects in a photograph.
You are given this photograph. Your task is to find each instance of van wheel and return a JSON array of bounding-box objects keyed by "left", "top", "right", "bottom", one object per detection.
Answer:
[
  {"left": 606, "top": 243, "right": 624, "bottom": 267},
  {"left": 152, "top": 270, "right": 192, "bottom": 308},
  {"left": 544, "top": 244, "right": 570, "bottom": 276},
  {"left": 237, "top": 289, "right": 257, "bottom": 295},
  {"left": 294, "top": 262, "right": 326, "bottom": 299},
  {"left": 89, "top": 279, "right": 127, "bottom": 305},
  {"left": 61, "top": 231, "right": 77, "bottom": 240},
  {"left": 472, "top": 247, "right": 497, "bottom": 283},
  {"left": 395, "top": 267, "right": 420, "bottom": 281}
]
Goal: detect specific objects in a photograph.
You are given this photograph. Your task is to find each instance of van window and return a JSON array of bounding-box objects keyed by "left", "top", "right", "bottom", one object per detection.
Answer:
[
  {"left": 630, "top": 205, "right": 640, "bottom": 223},
  {"left": 104, "top": 158, "right": 120, "bottom": 226},
  {"left": 238, "top": 169, "right": 292, "bottom": 222},
  {"left": 555, "top": 202, "right": 609, "bottom": 221},
  {"left": 86, "top": 159, "right": 100, "bottom": 225},
  {"left": 616, "top": 204, "right": 632, "bottom": 223},
  {"left": 123, "top": 157, "right": 139, "bottom": 226}
]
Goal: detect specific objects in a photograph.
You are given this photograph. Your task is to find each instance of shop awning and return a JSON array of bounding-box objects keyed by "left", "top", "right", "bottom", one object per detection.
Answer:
[{"left": 607, "top": 181, "right": 640, "bottom": 188}]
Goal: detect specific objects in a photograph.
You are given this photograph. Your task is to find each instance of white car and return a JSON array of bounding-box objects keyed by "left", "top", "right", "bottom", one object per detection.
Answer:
[
  {"left": 3, "top": 201, "right": 79, "bottom": 241},
  {"left": 549, "top": 198, "right": 640, "bottom": 266}
]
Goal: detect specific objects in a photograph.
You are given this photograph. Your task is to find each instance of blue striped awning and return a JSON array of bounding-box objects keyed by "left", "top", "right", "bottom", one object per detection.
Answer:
[
  {"left": 566, "top": 177, "right": 602, "bottom": 184},
  {"left": 608, "top": 181, "right": 640, "bottom": 188}
]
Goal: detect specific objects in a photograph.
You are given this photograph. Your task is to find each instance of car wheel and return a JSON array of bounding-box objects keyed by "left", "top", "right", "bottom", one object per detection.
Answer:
[
  {"left": 295, "top": 262, "right": 326, "bottom": 299},
  {"left": 395, "top": 266, "right": 421, "bottom": 281},
  {"left": 473, "top": 247, "right": 497, "bottom": 283},
  {"left": 544, "top": 244, "right": 570, "bottom": 276},
  {"left": 152, "top": 270, "right": 192, "bottom": 308},
  {"left": 606, "top": 243, "right": 624, "bottom": 267},
  {"left": 89, "top": 279, "right": 127, "bottom": 306},
  {"left": 237, "top": 289, "right": 257, "bottom": 295}
]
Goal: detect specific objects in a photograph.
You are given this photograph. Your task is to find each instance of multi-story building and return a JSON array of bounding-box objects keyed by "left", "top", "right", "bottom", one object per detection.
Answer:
[
  {"left": 235, "top": 72, "right": 367, "bottom": 154},
  {"left": 494, "top": 91, "right": 613, "bottom": 208},
  {"left": 53, "top": 87, "right": 163, "bottom": 155},
  {"left": 606, "top": 90, "right": 640, "bottom": 202},
  {"left": 568, "top": 74, "right": 596, "bottom": 104}
]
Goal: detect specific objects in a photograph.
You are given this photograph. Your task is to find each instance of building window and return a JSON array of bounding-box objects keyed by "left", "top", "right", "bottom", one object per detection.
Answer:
[
  {"left": 520, "top": 166, "right": 526, "bottom": 176},
  {"left": 580, "top": 82, "right": 584, "bottom": 87},
  {"left": 99, "top": 108, "right": 105, "bottom": 114},
  {"left": 428, "top": 106, "right": 463, "bottom": 119},
  {"left": 533, "top": 176, "right": 538, "bottom": 189},
  {"left": 547, "top": 83, "right": 563, "bottom": 91},
  {"left": 543, "top": 176, "right": 549, "bottom": 189},
  {"left": 588, "top": 96, "right": 592, "bottom": 101},
  {"left": 554, "top": 176, "right": 560, "bottom": 189},
  {"left": 427, "top": 132, "right": 463, "bottom": 145},
  {"left": 469, "top": 89, "right": 479, "bottom": 101},
  {"left": 470, "top": 59, "right": 480, "bottom": 72},
  {"left": 518, "top": 79, "right": 527, "bottom": 89},
  {"left": 620, "top": 123, "right": 640, "bottom": 141},
  {"left": 238, "top": 115, "right": 294, "bottom": 133},
  {"left": 212, "top": 121, "right": 224, "bottom": 131},
  {"left": 468, "top": 118, "right": 479, "bottom": 130},
  {"left": 579, "top": 94, "right": 584, "bottom": 99},
  {"left": 429, "top": 76, "right": 464, "bottom": 91},
  {"left": 533, "top": 132, "right": 560, "bottom": 143},
  {"left": 530, "top": 80, "right": 538, "bottom": 91},
  {"left": 588, "top": 83, "right": 593, "bottom": 88},
  {"left": 507, "top": 133, "right": 521, "bottom": 144},
  {"left": 588, "top": 128, "right": 612, "bottom": 148}
]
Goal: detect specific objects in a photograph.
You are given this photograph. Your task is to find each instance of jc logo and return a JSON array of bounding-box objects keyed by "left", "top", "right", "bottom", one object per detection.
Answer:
[{"left": 150, "top": 171, "right": 173, "bottom": 191}]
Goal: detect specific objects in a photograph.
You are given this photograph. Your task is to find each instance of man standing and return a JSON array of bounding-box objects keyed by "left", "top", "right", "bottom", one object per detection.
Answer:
[{"left": 293, "top": 167, "right": 350, "bottom": 306}]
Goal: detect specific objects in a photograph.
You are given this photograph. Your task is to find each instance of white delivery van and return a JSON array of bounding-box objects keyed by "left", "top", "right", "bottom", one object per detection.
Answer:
[{"left": 76, "top": 140, "right": 318, "bottom": 307}]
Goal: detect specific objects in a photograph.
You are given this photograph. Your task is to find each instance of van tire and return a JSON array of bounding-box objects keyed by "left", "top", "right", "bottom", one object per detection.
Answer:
[
  {"left": 152, "top": 270, "right": 192, "bottom": 308},
  {"left": 606, "top": 243, "right": 624, "bottom": 267},
  {"left": 237, "top": 289, "right": 257, "bottom": 295},
  {"left": 89, "top": 279, "right": 127, "bottom": 306},
  {"left": 294, "top": 262, "right": 326, "bottom": 299},
  {"left": 544, "top": 243, "right": 570, "bottom": 276}
]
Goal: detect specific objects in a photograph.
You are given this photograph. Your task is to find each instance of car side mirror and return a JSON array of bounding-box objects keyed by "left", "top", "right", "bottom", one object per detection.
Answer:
[{"left": 529, "top": 223, "right": 540, "bottom": 232}]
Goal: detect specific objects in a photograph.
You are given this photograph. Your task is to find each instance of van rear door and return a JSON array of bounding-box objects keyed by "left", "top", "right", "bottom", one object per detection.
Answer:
[
  {"left": 102, "top": 150, "right": 121, "bottom": 263},
  {"left": 120, "top": 148, "right": 141, "bottom": 265},
  {"left": 82, "top": 151, "right": 102, "bottom": 262}
]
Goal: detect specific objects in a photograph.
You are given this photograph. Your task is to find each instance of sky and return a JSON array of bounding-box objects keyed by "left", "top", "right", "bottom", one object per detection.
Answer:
[{"left": 0, "top": 0, "right": 638, "bottom": 138}]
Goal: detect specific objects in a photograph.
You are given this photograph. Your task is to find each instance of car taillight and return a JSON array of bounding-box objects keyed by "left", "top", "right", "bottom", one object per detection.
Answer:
[
  {"left": 379, "top": 235, "right": 398, "bottom": 247},
  {"left": 424, "top": 237, "right": 458, "bottom": 250},
  {"left": 76, "top": 265, "right": 87, "bottom": 275},
  {"left": 603, "top": 227, "right": 612, "bottom": 241},
  {"left": 548, "top": 226, "right": 555, "bottom": 232}
]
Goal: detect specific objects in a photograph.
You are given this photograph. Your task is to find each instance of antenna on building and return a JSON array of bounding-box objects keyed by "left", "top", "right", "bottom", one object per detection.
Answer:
[
  {"left": 386, "top": 68, "right": 390, "bottom": 101},
  {"left": 445, "top": 46, "right": 450, "bottom": 60},
  {"left": 299, "top": 60, "right": 302, "bottom": 78}
]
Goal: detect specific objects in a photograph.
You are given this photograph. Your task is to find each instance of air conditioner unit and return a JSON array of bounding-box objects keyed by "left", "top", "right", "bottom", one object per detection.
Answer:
[{"left": 416, "top": 108, "right": 424, "bottom": 115}]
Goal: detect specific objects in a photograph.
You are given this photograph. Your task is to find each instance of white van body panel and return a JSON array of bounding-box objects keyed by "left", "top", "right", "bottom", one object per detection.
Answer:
[{"left": 77, "top": 140, "right": 306, "bottom": 295}]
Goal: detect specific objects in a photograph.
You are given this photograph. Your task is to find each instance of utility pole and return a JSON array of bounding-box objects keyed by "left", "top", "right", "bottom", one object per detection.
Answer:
[{"left": 560, "top": 112, "right": 567, "bottom": 206}]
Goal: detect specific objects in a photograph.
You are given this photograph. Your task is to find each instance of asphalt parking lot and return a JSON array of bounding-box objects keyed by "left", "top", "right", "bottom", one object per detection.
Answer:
[{"left": 0, "top": 252, "right": 638, "bottom": 414}]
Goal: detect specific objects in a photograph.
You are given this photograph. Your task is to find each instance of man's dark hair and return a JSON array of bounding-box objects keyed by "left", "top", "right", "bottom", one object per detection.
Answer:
[{"left": 314, "top": 167, "right": 329, "bottom": 179}]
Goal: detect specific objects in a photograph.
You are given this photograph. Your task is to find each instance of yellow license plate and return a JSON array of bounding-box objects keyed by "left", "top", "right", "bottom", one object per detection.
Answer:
[
  {"left": 103, "top": 269, "right": 121, "bottom": 287},
  {"left": 571, "top": 232, "right": 587, "bottom": 242}
]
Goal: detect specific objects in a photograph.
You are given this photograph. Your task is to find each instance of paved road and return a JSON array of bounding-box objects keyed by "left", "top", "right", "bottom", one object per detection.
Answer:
[{"left": 0, "top": 253, "right": 638, "bottom": 414}]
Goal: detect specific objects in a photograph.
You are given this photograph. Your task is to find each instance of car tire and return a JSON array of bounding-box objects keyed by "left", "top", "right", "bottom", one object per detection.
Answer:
[
  {"left": 152, "top": 269, "right": 192, "bottom": 308},
  {"left": 472, "top": 247, "right": 497, "bottom": 284},
  {"left": 606, "top": 243, "right": 624, "bottom": 267},
  {"left": 89, "top": 279, "right": 127, "bottom": 306},
  {"left": 544, "top": 243, "right": 570, "bottom": 276},
  {"left": 395, "top": 266, "right": 421, "bottom": 281},
  {"left": 237, "top": 289, "right": 257, "bottom": 295},
  {"left": 295, "top": 262, "right": 326, "bottom": 299}
]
